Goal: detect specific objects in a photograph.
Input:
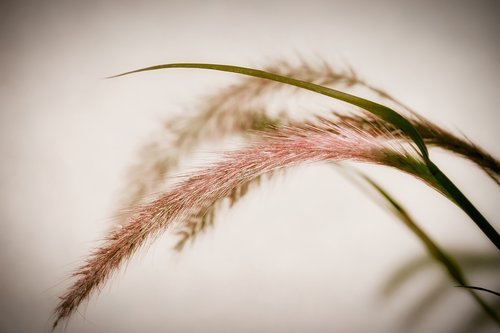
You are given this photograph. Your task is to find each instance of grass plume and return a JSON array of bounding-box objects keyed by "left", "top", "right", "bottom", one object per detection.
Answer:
[
  {"left": 117, "top": 60, "right": 500, "bottom": 249},
  {"left": 337, "top": 111, "right": 500, "bottom": 183},
  {"left": 54, "top": 117, "right": 431, "bottom": 328},
  {"left": 55, "top": 59, "right": 500, "bottom": 329},
  {"left": 116, "top": 60, "right": 499, "bottom": 250},
  {"left": 115, "top": 59, "right": 358, "bottom": 225},
  {"left": 174, "top": 172, "right": 273, "bottom": 251},
  {"left": 111, "top": 62, "right": 499, "bottom": 249}
]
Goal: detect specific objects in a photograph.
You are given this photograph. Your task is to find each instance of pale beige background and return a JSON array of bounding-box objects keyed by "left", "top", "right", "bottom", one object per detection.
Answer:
[{"left": 1, "top": 0, "right": 499, "bottom": 332}]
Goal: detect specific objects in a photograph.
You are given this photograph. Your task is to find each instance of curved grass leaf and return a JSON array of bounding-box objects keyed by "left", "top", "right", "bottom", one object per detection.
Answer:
[
  {"left": 129, "top": 61, "right": 499, "bottom": 249},
  {"left": 109, "top": 63, "right": 429, "bottom": 157},
  {"left": 340, "top": 167, "right": 500, "bottom": 326},
  {"left": 110, "top": 63, "right": 500, "bottom": 250}
]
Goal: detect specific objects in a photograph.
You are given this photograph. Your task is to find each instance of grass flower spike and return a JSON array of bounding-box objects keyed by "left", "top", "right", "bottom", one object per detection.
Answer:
[
  {"left": 54, "top": 59, "right": 500, "bottom": 330},
  {"left": 54, "top": 117, "right": 429, "bottom": 328}
]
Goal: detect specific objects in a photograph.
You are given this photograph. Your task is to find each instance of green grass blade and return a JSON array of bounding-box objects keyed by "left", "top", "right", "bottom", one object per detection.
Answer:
[
  {"left": 109, "top": 62, "right": 500, "bottom": 250},
  {"left": 344, "top": 168, "right": 500, "bottom": 326},
  {"left": 425, "top": 161, "right": 500, "bottom": 249},
  {"left": 109, "top": 63, "right": 428, "bottom": 157}
]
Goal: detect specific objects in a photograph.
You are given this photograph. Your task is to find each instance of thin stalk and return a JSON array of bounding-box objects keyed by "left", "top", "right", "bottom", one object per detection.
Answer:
[
  {"left": 354, "top": 172, "right": 500, "bottom": 326},
  {"left": 456, "top": 286, "right": 500, "bottom": 297},
  {"left": 426, "top": 160, "right": 500, "bottom": 249},
  {"left": 110, "top": 63, "right": 500, "bottom": 250}
]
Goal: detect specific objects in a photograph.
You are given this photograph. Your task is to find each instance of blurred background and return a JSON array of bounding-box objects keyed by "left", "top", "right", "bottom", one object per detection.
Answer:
[{"left": 1, "top": 0, "right": 499, "bottom": 332}]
